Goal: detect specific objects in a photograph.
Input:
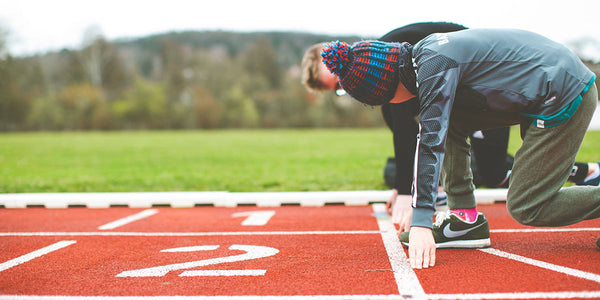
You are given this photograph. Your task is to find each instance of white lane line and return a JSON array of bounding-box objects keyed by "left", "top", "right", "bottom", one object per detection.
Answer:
[
  {"left": 98, "top": 209, "right": 158, "bottom": 230},
  {"left": 4, "top": 228, "right": 595, "bottom": 236},
  {"left": 491, "top": 228, "right": 600, "bottom": 233},
  {"left": 428, "top": 291, "right": 600, "bottom": 299},
  {"left": 479, "top": 248, "right": 600, "bottom": 283},
  {"left": 373, "top": 204, "right": 426, "bottom": 299},
  {"left": 0, "top": 240, "right": 76, "bottom": 273},
  {"left": 0, "top": 230, "right": 379, "bottom": 237}
]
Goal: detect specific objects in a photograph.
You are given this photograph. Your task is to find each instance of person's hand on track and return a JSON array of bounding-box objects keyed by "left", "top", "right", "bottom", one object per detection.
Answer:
[
  {"left": 386, "top": 190, "right": 413, "bottom": 232},
  {"left": 408, "top": 227, "right": 436, "bottom": 269}
]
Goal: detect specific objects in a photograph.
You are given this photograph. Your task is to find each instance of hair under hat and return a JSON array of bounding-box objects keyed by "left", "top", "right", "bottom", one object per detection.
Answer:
[{"left": 321, "top": 40, "right": 415, "bottom": 106}]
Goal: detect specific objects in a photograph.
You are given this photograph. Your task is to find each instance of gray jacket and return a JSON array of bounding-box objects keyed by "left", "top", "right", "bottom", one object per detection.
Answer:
[{"left": 410, "top": 28, "right": 596, "bottom": 228}]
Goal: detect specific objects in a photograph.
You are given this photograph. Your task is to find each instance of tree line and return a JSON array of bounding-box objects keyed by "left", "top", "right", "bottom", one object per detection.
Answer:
[
  {"left": 0, "top": 29, "right": 389, "bottom": 131},
  {"left": 0, "top": 28, "right": 598, "bottom": 131}
]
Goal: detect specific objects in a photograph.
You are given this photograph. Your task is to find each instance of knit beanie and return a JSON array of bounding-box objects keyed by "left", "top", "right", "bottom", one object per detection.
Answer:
[{"left": 321, "top": 40, "right": 415, "bottom": 106}]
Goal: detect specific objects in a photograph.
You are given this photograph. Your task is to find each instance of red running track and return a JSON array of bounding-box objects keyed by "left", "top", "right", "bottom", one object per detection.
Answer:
[{"left": 0, "top": 203, "right": 599, "bottom": 299}]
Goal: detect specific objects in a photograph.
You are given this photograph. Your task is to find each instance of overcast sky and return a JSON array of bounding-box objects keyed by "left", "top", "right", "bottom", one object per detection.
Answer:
[{"left": 1, "top": 0, "right": 599, "bottom": 60}]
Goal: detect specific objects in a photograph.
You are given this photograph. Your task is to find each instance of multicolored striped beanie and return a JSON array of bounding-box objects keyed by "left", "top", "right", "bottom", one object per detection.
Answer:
[{"left": 321, "top": 40, "right": 414, "bottom": 106}]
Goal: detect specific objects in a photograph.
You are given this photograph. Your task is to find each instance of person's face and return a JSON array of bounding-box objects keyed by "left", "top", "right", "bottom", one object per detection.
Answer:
[{"left": 318, "top": 62, "right": 339, "bottom": 91}]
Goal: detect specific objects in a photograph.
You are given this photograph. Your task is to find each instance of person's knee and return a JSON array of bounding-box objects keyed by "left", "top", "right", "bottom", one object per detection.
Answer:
[
  {"left": 507, "top": 204, "right": 536, "bottom": 225},
  {"left": 506, "top": 193, "right": 547, "bottom": 226}
]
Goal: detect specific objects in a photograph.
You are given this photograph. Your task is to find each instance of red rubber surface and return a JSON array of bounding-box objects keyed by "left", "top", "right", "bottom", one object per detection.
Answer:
[{"left": 1, "top": 203, "right": 599, "bottom": 299}]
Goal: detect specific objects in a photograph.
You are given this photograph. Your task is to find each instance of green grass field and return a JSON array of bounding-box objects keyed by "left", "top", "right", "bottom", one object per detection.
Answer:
[{"left": 1, "top": 128, "right": 598, "bottom": 193}]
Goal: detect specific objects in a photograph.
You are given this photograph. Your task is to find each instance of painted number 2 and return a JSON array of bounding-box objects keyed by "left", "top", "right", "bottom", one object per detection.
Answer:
[{"left": 116, "top": 244, "right": 279, "bottom": 277}]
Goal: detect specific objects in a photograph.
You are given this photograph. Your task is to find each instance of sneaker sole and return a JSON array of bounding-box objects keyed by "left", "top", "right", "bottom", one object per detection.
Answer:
[{"left": 401, "top": 238, "right": 491, "bottom": 249}]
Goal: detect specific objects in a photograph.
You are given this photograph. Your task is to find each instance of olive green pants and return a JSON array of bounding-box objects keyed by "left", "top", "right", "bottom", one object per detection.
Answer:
[{"left": 443, "top": 83, "right": 600, "bottom": 226}]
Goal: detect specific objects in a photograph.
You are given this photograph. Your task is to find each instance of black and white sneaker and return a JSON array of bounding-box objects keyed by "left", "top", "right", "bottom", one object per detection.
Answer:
[{"left": 400, "top": 211, "right": 491, "bottom": 248}]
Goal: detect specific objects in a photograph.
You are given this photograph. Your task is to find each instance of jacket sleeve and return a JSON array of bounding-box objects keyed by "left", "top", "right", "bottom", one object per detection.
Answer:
[{"left": 410, "top": 53, "right": 460, "bottom": 229}]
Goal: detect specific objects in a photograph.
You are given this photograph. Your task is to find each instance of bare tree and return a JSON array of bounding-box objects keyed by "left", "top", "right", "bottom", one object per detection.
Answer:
[
  {"left": 77, "top": 25, "right": 131, "bottom": 97},
  {"left": 79, "top": 25, "right": 112, "bottom": 88},
  {"left": 0, "top": 26, "right": 8, "bottom": 59}
]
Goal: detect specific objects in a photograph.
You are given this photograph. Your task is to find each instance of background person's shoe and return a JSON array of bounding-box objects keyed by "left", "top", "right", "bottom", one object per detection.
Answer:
[
  {"left": 400, "top": 212, "right": 491, "bottom": 248},
  {"left": 436, "top": 192, "right": 448, "bottom": 207},
  {"left": 435, "top": 192, "right": 448, "bottom": 213},
  {"left": 576, "top": 161, "right": 600, "bottom": 186}
]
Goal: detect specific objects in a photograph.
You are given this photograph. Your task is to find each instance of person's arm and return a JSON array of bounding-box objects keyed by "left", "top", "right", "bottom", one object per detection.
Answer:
[
  {"left": 409, "top": 48, "right": 461, "bottom": 268},
  {"left": 411, "top": 53, "right": 460, "bottom": 229},
  {"left": 391, "top": 101, "right": 419, "bottom": 195},
  {"left": 386, "top": 100, "right": 419, "bottom": 231}
]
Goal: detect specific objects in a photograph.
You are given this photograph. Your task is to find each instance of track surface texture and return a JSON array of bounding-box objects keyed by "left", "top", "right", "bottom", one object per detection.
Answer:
[{"left": 1, "top": 202, "right": 599, "bottom": 300}]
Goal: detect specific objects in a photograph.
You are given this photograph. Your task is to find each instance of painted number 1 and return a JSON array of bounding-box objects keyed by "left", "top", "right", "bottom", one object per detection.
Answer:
[
  {"left": 116, "top": 244, "right": 279, "bottom": 277},
  {"left": 232, "top": 210, "right": 275, "bottom": 226}
]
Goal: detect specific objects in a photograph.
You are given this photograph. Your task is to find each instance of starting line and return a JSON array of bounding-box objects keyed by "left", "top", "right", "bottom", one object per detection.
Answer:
[{"left": 0, "top": 189, "right": 508, "bottom": 208}]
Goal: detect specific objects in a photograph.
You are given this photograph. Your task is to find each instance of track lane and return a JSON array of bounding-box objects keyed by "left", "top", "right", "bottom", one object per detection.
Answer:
[{"left": 1, "top": 203, "right": 599, "bottom": 299}]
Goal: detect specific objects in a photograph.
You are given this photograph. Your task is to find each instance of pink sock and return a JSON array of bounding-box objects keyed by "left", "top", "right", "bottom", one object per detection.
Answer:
[{"left": 450, "top": 208, "right": 478, "bottom": 222}]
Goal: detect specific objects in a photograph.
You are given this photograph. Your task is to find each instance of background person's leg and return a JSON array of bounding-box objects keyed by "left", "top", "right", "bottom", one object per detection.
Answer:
[{"left": 470, "top": 127, "right": 512, "bottom": 188}]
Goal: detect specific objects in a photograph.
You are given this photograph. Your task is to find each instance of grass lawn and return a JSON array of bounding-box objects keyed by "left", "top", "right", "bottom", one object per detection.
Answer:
[{"left": 0, "top": 128, "right": 598, "bottom": 193}]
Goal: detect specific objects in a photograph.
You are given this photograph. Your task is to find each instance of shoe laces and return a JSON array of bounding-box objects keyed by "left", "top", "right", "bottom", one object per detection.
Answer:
[{"left": 434, "top": 211, "right": 450, "bottom": 227}]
